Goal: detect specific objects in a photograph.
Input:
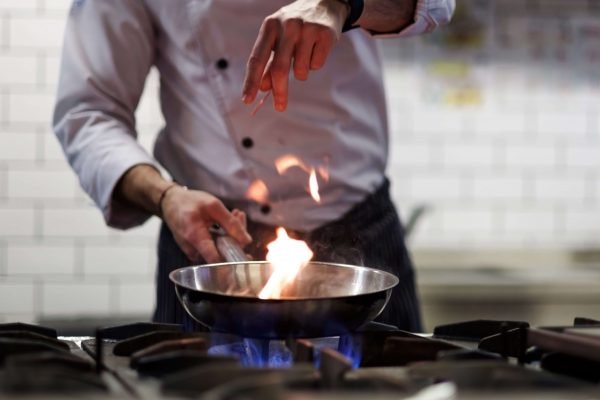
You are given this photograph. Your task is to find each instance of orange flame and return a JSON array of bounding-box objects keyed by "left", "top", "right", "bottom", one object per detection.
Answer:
[
  {"left": 245, "top": 179, "right": 269, "bottom": 203},
  {"left": 275, "top": 154, "right": 327, "bottom": 202},
  {"left": 259, "top": 228, "right": 313, "bottom": 299},
  {"left": 308, "top": 169, "right": 320, "bottom": 203},
  {"left": 275, "top": 154, "right": 309, "bottom": 174}
]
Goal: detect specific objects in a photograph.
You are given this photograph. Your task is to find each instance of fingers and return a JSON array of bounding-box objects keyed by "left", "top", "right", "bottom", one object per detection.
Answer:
[
  {"left": 242, "top": 18, "right": 278, "bottom": 104},
  {"left": 294, "top": 35, "right": 315, "bottom": 81},
  {"left": 243, "top": 9, "right": 342, "bottom": 112},
  {"left": 259, "top": 56, "right": 274, "bottom": 92},
  {"left": 232, "top": 209, "right": 247, "bottom": 229},
  {"left": 193, "top": 227, "right": 222, "bottom": 264},
  {"left": 310, "top": 31, "right": 335, "bottom": 70},
  {"left": 270, "top": 24, "right": 299, "bottom": 111},
  {"left": 208, "top": 201, "right": 253, "bottom": 246}
]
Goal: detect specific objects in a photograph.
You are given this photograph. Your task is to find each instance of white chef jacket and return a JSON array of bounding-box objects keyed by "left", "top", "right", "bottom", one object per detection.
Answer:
[{"left": 53, "top": 0, "right": 454, "bottom": 232}]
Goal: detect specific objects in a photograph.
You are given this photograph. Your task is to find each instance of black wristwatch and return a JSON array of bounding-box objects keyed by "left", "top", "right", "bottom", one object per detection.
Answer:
[{"left": 339, "top": 0, "right": 364, "bottom": 32}]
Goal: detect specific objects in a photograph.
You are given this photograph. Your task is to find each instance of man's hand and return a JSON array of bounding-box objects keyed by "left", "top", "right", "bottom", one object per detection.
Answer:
[
  {"left": 161, "top": 187, "right": 252, "bottom": 263},
  {"left": 242, "top": 0, "right": 350, "bottom": 112},
  {"left": 114, "top": 165, "right": 252, "bottom": 264}
]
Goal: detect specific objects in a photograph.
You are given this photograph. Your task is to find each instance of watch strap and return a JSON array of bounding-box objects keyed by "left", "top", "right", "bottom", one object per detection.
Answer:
[{"left": 340, "top": 0, "right": 364, "bottom": 32}]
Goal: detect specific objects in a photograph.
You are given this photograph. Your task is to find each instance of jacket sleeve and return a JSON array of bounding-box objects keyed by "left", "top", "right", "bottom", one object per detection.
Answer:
[
  {"left": 368, "top": 0, "right": 456, "bottom": 38},
  {"left": 53, "top": 0, "right": 160, "bottom": 229}
]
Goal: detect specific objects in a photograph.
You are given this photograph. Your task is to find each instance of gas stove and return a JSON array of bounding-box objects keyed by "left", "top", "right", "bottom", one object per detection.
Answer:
[{"left": 1, "top": 318, "right": 599, "bottom": 399}]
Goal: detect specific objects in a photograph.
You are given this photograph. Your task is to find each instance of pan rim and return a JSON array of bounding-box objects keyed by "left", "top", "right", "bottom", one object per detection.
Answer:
[{"left": 168, "top": 260, "right": 400, "bottom": 301}]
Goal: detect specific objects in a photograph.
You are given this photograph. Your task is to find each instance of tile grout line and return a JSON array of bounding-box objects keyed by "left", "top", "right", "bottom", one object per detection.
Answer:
[
  {"left": 109, "top": 276, "right": 119, "bottom": 315},
  {"left": 35, "top": 124, "right": 45, "bottom": 165},
  {"left": 1, "top": 12, "right": 8, "bottom": 50},
  {"left": 73, "top": 238, "right": 84, "bottom": 279},
  {"left": 36, "top": 50, "right": 46, "bottom": 88},
  {"left": 33, "top": 276, "right": 43, "bottom": 321},
  {"left": 0, "top": 162, "right": 6, "bottom": 200},
  {"left": 0, "top": 239, "right": 6, "bottom": 276},
  {"left": 0, "top": 88, "right": 8, "bottom": 128}
]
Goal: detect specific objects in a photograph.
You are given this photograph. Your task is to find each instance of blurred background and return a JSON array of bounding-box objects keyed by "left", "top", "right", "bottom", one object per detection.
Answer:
[{"left": 0, "top": 0, "right": 598, "bottom": 331}]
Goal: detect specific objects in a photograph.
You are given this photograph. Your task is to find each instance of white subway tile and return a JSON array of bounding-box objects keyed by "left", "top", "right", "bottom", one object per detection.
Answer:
[
  {"left": 565, "top": 208, "right": 600, "bottom": 234},
  {"left": 83, "top": 245, "right": 153, "bottom": 276},
  {"left": 0, "top": 0, "right": 37, "bottom": 10},
  {"left": 537, "top": 113, "right": 588, "bottom": 136},
  {"left": 7, "top": 169, "right": 79, "bottom": 199},
  {"left": 470, "top": 111, "right": 527, "bottom": 135},
  {"left": 43, "top": 54, "right": 61, "bottom": 86},
  {"left": 41, "top": 281, "right": 111, "bottom": 316},
  {"left": 0, "top": 168, "right": 5, "bottom": 197},
  {"left": 41, "top": 0, "right": 72, "bottom": 12},
  {"left": 8, "top": 91, "right": 55, "bottom": 124},
  {"left": 413, "top": 110, "right": 464, "bottom": 135},
  {"left": 534, "top": 176, "right": 587, "bottom": 202},
  {"left": 0, "top": 281, "right": 35, "bottom": 314},
  {"left": 43, "top": 131, "right": 67, "bottom": 161},
  {"left": 7, "top": 244, "right": 75, "bottom": 275},
  {"left": 504, "top": 207, "right": 556, "bottom": 233},
  {"left": 0, "top": 55, "right": 37, "bottom": 85},
  {"left": 565, "top": 144, "right": 600, "bottom": 168},
  {"left": 0, "top": 313, "right": 37, "bottom": 324},
  {"left": 0, "top": 207, "right": 35, "bottom": 236},
  {"left": 0, "top": 132, "right": 37, "bottom": 161},
  {"left": 505, "top": 145, "right": 558, "bottom": 168},
  {"left": 390, "top": 143, "right": 432, "bottom": 167},
  {"left": 42, "top": 207, "right": 112, "bottom": 237},
  {"left": 440, "top": 208, "right": 495, "bottom": 234},
  {"left": 138, "top": 133, "right": 157, "bottom": 155},
  {"left": 407, "top": 173, "right": 463, "bottom": 201},
  {"left": 117, "top": 281, "right": 155, "bottom": 315},
  {"left": 9, "top": 16, "right": 65, "bottom": 49},
  {"left": 135, "top": 86, "right": 163, "bottom": 126},
  {"left": 472, "top": 175, "right": 524, "bottom": 199},
  {"left": 442, "top": 144, "right": 495, "bottom": 168}
]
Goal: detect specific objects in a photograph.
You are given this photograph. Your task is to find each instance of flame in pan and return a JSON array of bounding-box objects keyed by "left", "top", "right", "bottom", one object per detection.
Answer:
[{"left": 258, "top": 228, "right": 313, "bottom": 299}]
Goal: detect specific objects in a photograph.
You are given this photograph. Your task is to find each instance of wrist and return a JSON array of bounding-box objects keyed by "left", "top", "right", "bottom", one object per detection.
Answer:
[{"left": 157, "top": 183, "right": 187, "bottom": 218}]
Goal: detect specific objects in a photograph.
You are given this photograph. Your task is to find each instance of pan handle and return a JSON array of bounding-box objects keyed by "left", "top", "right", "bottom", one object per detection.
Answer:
[{"left": 210, "top": 225, "right": 249, "bottom": 263}]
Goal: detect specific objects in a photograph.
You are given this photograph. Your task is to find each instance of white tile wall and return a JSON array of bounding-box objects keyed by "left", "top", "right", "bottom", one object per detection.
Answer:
[
  {"left": 0, "top": 0, "right": 598, "bottom": 324},
  {"left": 0, "top": 132, "right": 37, "bottom": 161},
  {"left": 83, "top": 245, "right": 154, "bottom": 276},
  {"left": 42, "top": 207, "right": 115, "bottom": 237},
  {"left": 117, "top": 282, "right": 155, "bottom": 315},
  {"left": 0, "top": 54, "right": 37, "bottom": 85},
  {"left": 7, "top": 243, "right": 75, "bottom": 275},
  {"left": 41, "top": 281, "right": 112, "bottom": 316},
  {"left": 9, "top": 91, "right": 55, "bottom": 124},
  {"left": 8, "top": 16, "right": 65, "bottom": 49},
  {"left": 0, "top": 1, "right": 37, "bottom": 11},
  {"left": 0, "top": 281, "right": 35, "bottom": 314},
  {"left": 7, "top": 169, "right": 79, "bottom": 199},
  {"left": 471, "top": 175, "right": 524, "bottom": 200},
  {"left": 0, "top": 207, "right": 36, "bottom": 236}
]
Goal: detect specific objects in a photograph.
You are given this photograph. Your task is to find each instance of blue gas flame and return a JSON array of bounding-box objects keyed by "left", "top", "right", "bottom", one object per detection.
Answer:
[{"left": 208, "top": 338, "right": 293, "bottom": 368}]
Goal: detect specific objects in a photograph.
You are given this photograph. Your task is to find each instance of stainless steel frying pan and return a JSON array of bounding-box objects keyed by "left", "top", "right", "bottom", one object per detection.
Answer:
[{"left": 169, "top": 229, "right": 399, "bottom": 339}]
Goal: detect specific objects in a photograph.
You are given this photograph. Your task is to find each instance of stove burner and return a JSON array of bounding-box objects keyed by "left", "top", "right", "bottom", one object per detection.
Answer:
[
  {"left": 0, "top": 322, "right": 107, "bottom": 394},
  {"left": 433, "top": 319, "right": 530, "bottom": 341}
]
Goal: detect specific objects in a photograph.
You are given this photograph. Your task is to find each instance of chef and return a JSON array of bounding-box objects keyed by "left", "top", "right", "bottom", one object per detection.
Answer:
[{"left": 53, "top": 0, "right": 454, "bottom": 332}]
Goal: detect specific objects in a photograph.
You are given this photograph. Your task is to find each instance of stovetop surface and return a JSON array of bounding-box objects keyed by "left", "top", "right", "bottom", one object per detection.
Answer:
[{"left": 1, "top": 319, "right": 599, "bottom": 400}]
